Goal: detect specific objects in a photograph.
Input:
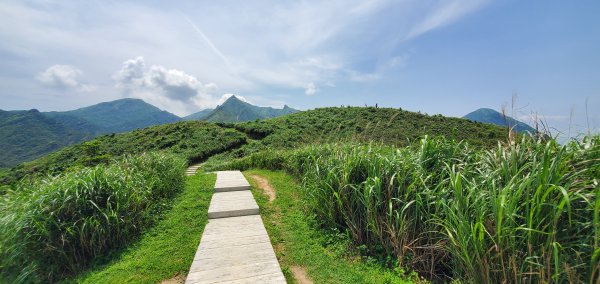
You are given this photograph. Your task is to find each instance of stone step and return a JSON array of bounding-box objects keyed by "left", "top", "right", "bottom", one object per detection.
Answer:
[
  {"left": 186, "top": 215, "right": 285, "bottom": 284},
  {"left": 207, "top": 191, "right": 259, "bottom": 219},
  {"left": 214, "top": 170, "right": 251, "bottom": 192}
]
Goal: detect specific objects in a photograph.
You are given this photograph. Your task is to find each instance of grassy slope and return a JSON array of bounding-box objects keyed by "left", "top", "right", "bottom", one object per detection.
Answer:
[
  {"left": 1, "top": 121, "right": 246, "bottom": 185},
  {"left": 245, "top": 170, "right": 414, "bottom": 283},
  {"left": 0, "top": 109, "right": 91, "bottom": 167},
  {"left": 207, "top": 107, "right": 508, "bottom": 164},
  {"left": 70, "top": 172, "right": 215, "bottom": 283}
]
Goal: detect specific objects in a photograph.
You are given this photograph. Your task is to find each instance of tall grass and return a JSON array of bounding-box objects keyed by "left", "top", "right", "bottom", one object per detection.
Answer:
[
  {"left": 209, "top": 135, "right": 600, "bottom": 282},
  {"left": 0, "top": 152, "right": 186, "bottom": 283}
]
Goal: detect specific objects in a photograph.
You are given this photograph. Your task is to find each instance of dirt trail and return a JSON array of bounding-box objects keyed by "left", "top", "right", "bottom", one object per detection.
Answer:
[
  {"left": 290, "top": 266, "right": 314, "bottom": 284},
  {"left": 249, "top": 174, "right": 276, "bottom": 202},
  {"left": 160, "top": 273, "right": 186, "bottom": 284}
]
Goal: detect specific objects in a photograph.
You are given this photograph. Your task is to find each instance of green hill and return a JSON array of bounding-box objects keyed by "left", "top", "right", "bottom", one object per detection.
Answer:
[
  {"left": 0, "top": 109, "right": 92, "bottom": 168},
  {"left": 0, "top": 99, "right": 182, "bottom": 167},
  {"left": 202, "top": 95, "right": 299, "bottom": 122},
  {"left": 463, "top": 108, "right": 537, "bottom": 133},
  {"left": 1, "top": 106, "right": 508, "bottom": 185},
  {"left": 46, "top": 98, "right": 180, "bottom": 133},
  {"left": 1, "top": 121, "right": 245, "bottom": 185}
]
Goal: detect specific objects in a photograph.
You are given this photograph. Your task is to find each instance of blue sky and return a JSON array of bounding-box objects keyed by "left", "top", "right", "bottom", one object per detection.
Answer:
[{"left": 1, "top": 0, "right": 598, "bottom": 138}]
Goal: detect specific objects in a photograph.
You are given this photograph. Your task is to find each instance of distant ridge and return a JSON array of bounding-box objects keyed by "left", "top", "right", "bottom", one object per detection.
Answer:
[
  {"left": 0, "top": 98, "right": 180, "bottom": 167},
  {"left": 46, "top": 98, "right": 180, "bottom": 134},
  {"left": 463, "top": 108, "right": 537, "bottom": 134},
  {"left": 185, "top": 95, "right": 299, "bottom": 122}
]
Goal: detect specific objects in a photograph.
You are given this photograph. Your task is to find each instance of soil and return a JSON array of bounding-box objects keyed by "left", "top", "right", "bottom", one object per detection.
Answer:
[
  {"left": 250, "top": 174, "right": 276, "bottom": 202},
  {"left": 160, "top": 273, "right": 186, "bottom": 284},
  {"left": 290, "top": 266, "right": 314, "bottom": 284}
]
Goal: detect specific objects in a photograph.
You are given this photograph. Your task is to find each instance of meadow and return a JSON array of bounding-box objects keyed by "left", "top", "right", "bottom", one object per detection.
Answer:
[
  {"left": 208, "top": 135, "right": 600, "bottom": 283},
  {"left": 2, "top": 107, "right": 596, "bottom": 283}
]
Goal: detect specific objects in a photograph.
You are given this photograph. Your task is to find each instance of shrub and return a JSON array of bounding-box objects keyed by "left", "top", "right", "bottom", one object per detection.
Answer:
[
  {"left": 0, "top": 152, "right": 185, "bottom": 283},
  {"left": 210, "top": 135, "right": 600, "bottom": 282}
]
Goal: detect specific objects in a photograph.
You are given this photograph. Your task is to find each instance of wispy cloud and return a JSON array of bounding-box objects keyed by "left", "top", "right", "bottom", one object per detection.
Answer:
[
  {"left": 182, "top": 14, "right": 231, "bottom": 67},
  {"left": 407, "top": 0, "right": 488, "bottom": 39}
]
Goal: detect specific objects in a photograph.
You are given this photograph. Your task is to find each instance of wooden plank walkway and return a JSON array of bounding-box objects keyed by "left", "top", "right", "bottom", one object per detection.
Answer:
[{"left": 186, "top": 171, "right": 285, "bottom": 284}]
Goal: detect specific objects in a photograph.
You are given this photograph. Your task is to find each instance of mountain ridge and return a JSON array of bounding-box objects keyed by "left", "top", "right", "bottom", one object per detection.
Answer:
[
  {"left": 201, "top": 95, "right": 299, "bottom": 122},
  {"left": 0, "top": 98, "right": 180, "bottom": 167}
]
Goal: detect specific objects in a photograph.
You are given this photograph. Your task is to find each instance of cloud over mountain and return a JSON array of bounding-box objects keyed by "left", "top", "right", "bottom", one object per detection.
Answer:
[{"left": 114, "top": 57, "right": 219, "bottom": 115}]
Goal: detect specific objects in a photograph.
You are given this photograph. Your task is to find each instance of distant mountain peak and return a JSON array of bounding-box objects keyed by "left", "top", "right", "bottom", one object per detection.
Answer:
[
  {"left": 463, "top": 108, "right": 536, "bottom": 134},
  {"left": 185, "top": 95, "right": 299, "bottom": 122}
]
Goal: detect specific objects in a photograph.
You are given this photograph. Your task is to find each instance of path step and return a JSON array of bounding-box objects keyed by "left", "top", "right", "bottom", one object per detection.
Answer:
[
  {"left": 207, "top": 191, "right": 259, "bottom": 219},
  {"left": 186, "top": 171, "right": 285, "bottom": 284},
  {"left": 214, "top": 170, "right": 250, "bottom": 192},
  {"left": 186, "top": 164, "right": 203, "bottom": 176},
  {"left": 186, "top": 215, "right": 285, "bottom": 284}
]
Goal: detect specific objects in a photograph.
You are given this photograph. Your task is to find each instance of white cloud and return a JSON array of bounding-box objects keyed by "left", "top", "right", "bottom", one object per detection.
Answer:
[
  {"left": 36, "top": 65, "right": 93, "bottom": 92},
  {"left": 114, "top": 56, "right": 219, "bottom": 115},
  {"left": 305, "top": 83, "right": 317, "bottom": 96},
  {"left": 407, "top": 0, "right": 488, "bottom": 39},
  {"left": 2, "top": 0, "right": 489, "bottom": 109}
]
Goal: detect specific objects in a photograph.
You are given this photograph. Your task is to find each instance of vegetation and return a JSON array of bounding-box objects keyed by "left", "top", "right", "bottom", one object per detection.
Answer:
[
  {"left": 204, "top": 106, "right": 508, "bottom": 165},
  {"left": 72, "top": 172, "right": 215, "bottom": 284},
  {"left": 1, "top": 121, "right": 246, "bottom": 185},
  {"left": 210, "top": 135, "right": 600, "bottom": 283},
  {"left": 246, "top": 170, "right": 413, "bottom": 283},
  {"left": 0, "top": 152, "right": 186, "bottom": 283},
  {"left": 1, "top": 99, "right": 181, "bottom": 168},
  {"left": 0, "top": 109, "right": 91, "bottom": 168}
]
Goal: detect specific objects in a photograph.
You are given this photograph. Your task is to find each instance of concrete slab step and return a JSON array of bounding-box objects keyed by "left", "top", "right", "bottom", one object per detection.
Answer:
[
  {"left": 214, "top": 171, "right": 250, "bottom": 192},
  {"left": 186, "top": 215, "right": 285, "bottom": 284},
  {"left": 207, "top": 191, "right": 259, "bottom": 219}
]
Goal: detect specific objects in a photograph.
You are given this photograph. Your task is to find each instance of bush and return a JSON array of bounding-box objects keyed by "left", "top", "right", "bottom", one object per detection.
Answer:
[
  {"left": 210, "top": 135, "right": 600, "bottom": 282},
  {"left": 0, "top": 152, "right": 186, "bottom": 283}
]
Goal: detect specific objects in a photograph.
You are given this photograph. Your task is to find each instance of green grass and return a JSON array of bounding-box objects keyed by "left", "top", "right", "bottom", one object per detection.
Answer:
[
  {"left": 2, "top": 121, "right": 246, "bottom": 185},
  {"left": 244, "top": 170, "right": 414, "bottom": 283},
  {"left": 71, "top": 172, "right": 215, "bottom": 283},
  {"left": 213, "top": 135, "right": 600, "bottom": 283},
  {"left": 0, "top": 152, "right": 187, "bottom": 283}
]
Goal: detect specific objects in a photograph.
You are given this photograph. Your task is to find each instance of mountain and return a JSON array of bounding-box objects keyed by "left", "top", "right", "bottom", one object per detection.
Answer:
[
  {"left": 463, "top": 108, "right": 537, "bottom": 134},
  {"left": 46, "top": 98, "right": 180, "bottom": 133},
  {"left": 183, "top": 108, "right": 214, "bottom": 121},
  {"left": 201, "top": 96, "right": 299, "bottom": 122},
  {"left": 0, "top": 99, "right": 180, "bottom": 167},
  {"left": 0, "top": 109, "right": 92, "bottom": 168}
]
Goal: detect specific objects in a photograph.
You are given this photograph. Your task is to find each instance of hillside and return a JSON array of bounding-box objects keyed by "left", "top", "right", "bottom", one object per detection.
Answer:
[
  {"left": 1, "top": 98, "right": 181, "bottom": 167},
  {"left": 229, "top": 106, "right": 507, "bottom": 150},
  {"left": 0, "top": 109, "right": 92, "bottom": 167},
  {"left": 202, "top": 95, "right": 299, "bottom": 122},
  {"left": 46, "top": 98, "right": 180, "bottom": 133},
  {"left": 183, "top": 108, "right": 214, "bottom": 120},
  {"left": 0, "top": 121, "right": 246, "bottom": 185},
  {"left": 1, "top": 106, "right": 508, "bottom": 185},
  {"left": 463, "top": 108, "right": 536, "bottom": 133}
]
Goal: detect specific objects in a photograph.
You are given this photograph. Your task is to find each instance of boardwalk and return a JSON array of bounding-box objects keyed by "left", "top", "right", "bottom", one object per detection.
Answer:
[{"left": 186, "top": 171, "right": 285, "bottom": 284}]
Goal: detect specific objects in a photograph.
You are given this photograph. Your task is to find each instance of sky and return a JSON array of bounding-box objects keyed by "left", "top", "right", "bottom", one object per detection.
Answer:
[{"left": 1, "top": 0, "right": 599, "bottom": 138}]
